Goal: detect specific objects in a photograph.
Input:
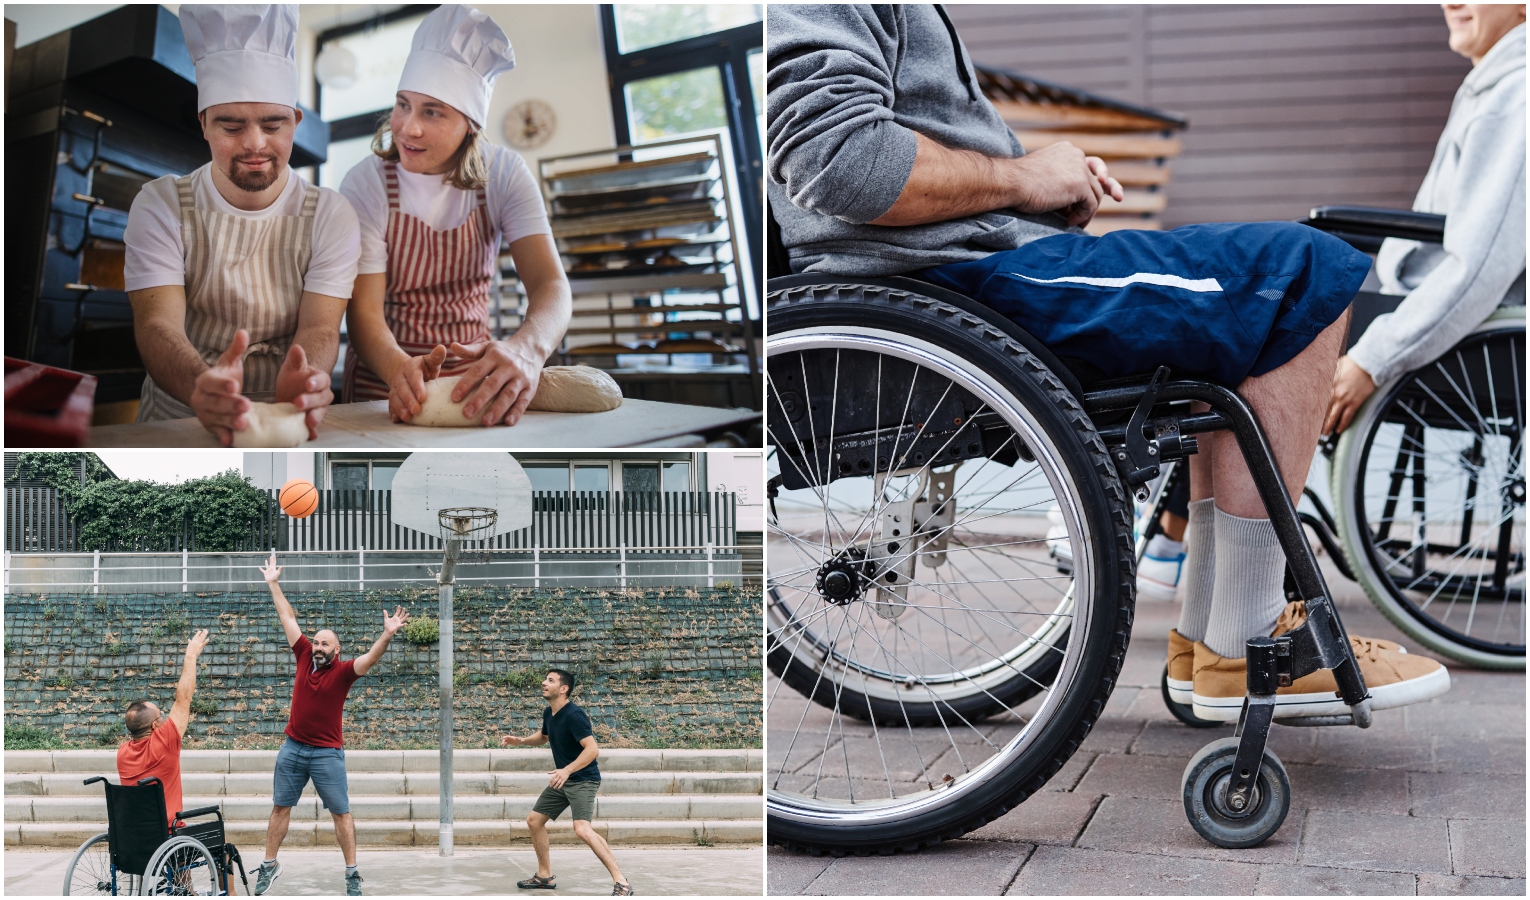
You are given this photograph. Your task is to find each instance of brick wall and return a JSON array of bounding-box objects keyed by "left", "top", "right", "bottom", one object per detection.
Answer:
[{"left": 3, "top": 587, "right": 761, "bottom": 750}]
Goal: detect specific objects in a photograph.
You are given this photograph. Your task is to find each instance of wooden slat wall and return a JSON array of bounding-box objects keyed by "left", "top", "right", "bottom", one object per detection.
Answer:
[{"left": 949, "top": 4, "right": 1470, "bottom": 227}]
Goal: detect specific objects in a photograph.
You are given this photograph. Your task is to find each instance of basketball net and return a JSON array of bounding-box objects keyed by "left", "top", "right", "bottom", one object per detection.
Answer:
[{"left": 438, "top": 507, "right": 498, "bottom": 566}]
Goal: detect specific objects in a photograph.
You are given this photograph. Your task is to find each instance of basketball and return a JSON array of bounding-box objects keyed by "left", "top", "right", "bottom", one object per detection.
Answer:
[{"left": 279, "top": 479, "right": 319, "bottom": 518}]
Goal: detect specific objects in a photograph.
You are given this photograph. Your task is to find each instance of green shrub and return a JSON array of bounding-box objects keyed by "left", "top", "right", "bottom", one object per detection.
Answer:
[
  {"left": 493, "top": 669, "right": 540, "bottom": 689},
  {"left": 5, "top": 723, "right": 62, "bottom": 750},
  {"left": 46, "top": 672, "right": 76, "bottom": 690},
  {"left": 403, "top": 617, "right": 440, "bottom": 644},
  {"left": 714, "top": 580, "right": 734, "bottom": 591},
  {"left": 190, "top": 696, "right": 219, "bottom": 716}
]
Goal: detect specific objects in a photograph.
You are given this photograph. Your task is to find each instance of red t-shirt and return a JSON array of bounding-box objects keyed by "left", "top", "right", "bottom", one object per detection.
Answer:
[
  {"left": 285, "top": 634, "right": 360, "bottom": 748},
  {"left": 117, "top": 718, "right": 183, "bottom": 828}
]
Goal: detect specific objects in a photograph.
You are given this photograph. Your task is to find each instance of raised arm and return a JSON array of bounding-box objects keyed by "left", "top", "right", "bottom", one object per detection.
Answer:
[
  {"left": 167, "top": 629, "right": 211, "bottom": 736},
  {"left": 352, "top": 606, "right": 408, "bottom": 677},
  {"left": 500, "top": 730, "right": 550, "bottom": 748},
  {"left": 260, "top": 552, "right": 302, "bottom": 647}
]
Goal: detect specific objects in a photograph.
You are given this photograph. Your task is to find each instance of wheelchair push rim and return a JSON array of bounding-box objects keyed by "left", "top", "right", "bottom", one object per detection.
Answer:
[
  {"left": 766, "top": 320, "right": 1113, "bottom": 830},
  {"left": 64, "top": 832, "right": 118, "bottom": 896},
  {"left": 1333, "top": 312, "right": 1524, "bottom": 667},
  {"left": 140, "top": 835, "right": 220, "bottom": 896}
]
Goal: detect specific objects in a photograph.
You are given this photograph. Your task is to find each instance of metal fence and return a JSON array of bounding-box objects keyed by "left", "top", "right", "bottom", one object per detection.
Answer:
[{"left": 4, "top": 488, "right": 737, "bottom": 553}]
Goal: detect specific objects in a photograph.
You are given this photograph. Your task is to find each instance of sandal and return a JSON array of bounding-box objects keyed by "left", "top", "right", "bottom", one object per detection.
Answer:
[
  {"left": 517, "top": 875, "right": 556, "bottom": 890},
  {"left": 612, "top": 883, "right": 633, "bottom": 896}
]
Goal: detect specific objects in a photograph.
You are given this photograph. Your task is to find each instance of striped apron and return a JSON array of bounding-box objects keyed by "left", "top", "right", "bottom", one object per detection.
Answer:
[
  {"left": 137, "top": 173, "right": 318, "bottom": 421},
  {"left": 342, "top": 161, "right": 497, "bottom": 401}
]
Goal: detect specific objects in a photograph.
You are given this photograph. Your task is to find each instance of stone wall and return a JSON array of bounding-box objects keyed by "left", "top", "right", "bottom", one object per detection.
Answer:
[{"left": 3, "top": 587, "right": 761, "bottom": 750}]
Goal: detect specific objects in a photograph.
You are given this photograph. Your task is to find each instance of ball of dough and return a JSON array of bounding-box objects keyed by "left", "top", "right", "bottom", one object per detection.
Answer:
[
  {"left": 527, "top": 366, "right": 623, "bottom": 413},
  {"left": 232, "top": 402, "right": 309, "bottom": 448},
  {"left": 407, "top": 367, "right": 623, "bottom": 427}
]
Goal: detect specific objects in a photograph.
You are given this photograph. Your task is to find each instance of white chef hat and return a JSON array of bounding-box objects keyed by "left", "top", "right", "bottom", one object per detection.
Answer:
[
  {"left": 180, "top": 5, "right": 300, "bottom": 113},
  {"left": 397, "top": 4, "right": 515, "bottom": 129}
]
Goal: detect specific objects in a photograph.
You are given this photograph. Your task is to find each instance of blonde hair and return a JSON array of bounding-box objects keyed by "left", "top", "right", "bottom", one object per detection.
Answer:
[{"left": 371, "top": 117, "right": 489, "bottom": 191}]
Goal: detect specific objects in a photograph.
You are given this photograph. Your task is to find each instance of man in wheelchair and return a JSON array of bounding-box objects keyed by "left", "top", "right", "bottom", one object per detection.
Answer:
[
  {"left": 766, "top": 3, "right": 1450, "bottom": 720},
  {"left": 118, "top": 629, "right": 212, "bottom": 830}
]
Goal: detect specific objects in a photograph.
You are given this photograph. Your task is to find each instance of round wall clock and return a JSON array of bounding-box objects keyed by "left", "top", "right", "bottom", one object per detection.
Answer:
[{"left": 504, "top": 99, "right": 557, "bottom": 149}]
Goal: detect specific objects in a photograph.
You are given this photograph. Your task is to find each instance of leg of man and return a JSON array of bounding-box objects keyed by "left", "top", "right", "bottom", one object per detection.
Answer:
[
  {"left": 264, "top": 806, "right": 293, "bottom": 860},
  {"left": 571, "top": 820, "right": 627, "bottom": 886},
  {"left": 527, "top": 811, "right": 555, "bottom": 879},
  {"left": 332, "top": 812, "right": 357, "bottom": 866},
  {"left": 307, "top": 748, "right": 355, "bottom": 866}
]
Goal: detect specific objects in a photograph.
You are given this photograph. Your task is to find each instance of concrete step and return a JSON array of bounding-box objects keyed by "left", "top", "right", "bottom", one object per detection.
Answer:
[
  {"left": 7, "top": 818, "right": 763, "bottom": 849},
  {"left": 4, "top": 748, "right": 760, "bottom": 775},
  {"left": 7, "top": 770, "right": 762, "bottom": 798},
  {"left": 8, "top": 793, "right": 762, "bottom": 824}
]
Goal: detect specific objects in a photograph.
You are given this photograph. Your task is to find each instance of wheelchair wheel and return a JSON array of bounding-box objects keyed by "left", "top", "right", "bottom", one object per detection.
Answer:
[
  {"left": 140, "top": 836, "right": 219, "bottom": 896},
  {"left": 766, "top": 280, "right": 1135, "bottom": 854},
  {"left": 1182, "top": 737, "right": 1290, "bottom": 849},
  {"left": 1332, "top": 308, "right": 1525, "bottom": 669},
  {"left": 64, "top": 832, "right": 117, "bottom": 895}
]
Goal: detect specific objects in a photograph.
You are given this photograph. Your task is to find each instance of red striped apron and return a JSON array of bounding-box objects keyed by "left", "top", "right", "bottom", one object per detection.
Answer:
[{"left": 343, "top": 161, "right": 497, "bottom": 401}]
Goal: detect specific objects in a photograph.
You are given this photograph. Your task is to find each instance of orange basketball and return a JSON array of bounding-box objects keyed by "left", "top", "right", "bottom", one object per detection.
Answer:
[{"left": 279, "top": 478, "right": 319, "bottom": 518}]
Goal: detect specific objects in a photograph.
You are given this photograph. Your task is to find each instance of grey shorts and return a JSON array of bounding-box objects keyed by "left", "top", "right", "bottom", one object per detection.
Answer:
[
  {"left": 273, "top": 738, "right": 349, "bottom": 814},
  {"left": 531, "top": 780, "right": 600, "bottom": 821}
]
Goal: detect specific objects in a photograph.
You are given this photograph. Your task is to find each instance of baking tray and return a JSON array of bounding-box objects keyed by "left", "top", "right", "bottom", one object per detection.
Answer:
[
  {"left": 551, "top": 176, "right": 716, "bottom": 216},
  {"left": 545, "top": 152, "right": 715, "bottom": 194}
]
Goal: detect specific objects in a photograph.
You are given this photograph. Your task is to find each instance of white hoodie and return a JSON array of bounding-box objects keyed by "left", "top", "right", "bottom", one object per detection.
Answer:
[{"left": 1349, "top": 23, "right": 1526, "bottom": 385}]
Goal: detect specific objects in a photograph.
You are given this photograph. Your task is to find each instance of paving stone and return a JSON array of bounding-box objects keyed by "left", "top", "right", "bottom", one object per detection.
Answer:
[
  {"left": 806, "top": 840, "right": 1027, "bottom": 895},
  {"left": 1448, "top": 819, "right": 1526, "bottom": 878},
  {"left": 1434, "top": 733, "right": 1525, "bottom": 775},
  {"left": 1008, "top": 845, "right": 1261, "bottom": 895},
  {"left": 1253, "top": 864, "right": 1417, "bottom": 895},
  {"left": 1100, "top": 686, "right": 1144, "bottom": 719},
  {"left": 1076, "top": 718, "right": 1147, "bottom": 755},
  {"left": 1436, "top": 672, "right": 1526, "bottom": 707},
  {"left": 1044, "top": 750, "right": 1097, "bottom": 792},
  {"left": 1131, "top": 720, "right": 1237, "bottom": 758},
  {"left": 1078, "top": 796, "right": 1299, "bottom": 865},
  {"left": 1118, "top": 641, "right": 1170, "bottom": 690},
  {"left": 1299, "top": 810, "right": 1451, "bottom": 874},
  {"left": 1122, "top": 684, "right": 1185, "bottom": 724},
  {"left": 766, "top": 848, "right": 832, "bottom": 896},
  {"left": 1075, "top": 753, "right": 1186, "bottom": 801},
  {"left": 966, "top": 792, "right": 1101, "bottom": 845},
  {"left": 1417, "top": 873, "right": 1527, "bottom": 895},
  {"left": 1410, "top": 773, "right": 1524, "bottom": 819},
  {"left": 1310, "top": 727, "right": 1436, "bottom": 771},
  {"left": 767, "top": 731, "right": 839, "bottom": 776},
  {"left": 1285, "top": 763, "right": 1410, "bottom": 815},
  {"left": 1405, "top": 703, "right": 1525, "bottom": 738}
]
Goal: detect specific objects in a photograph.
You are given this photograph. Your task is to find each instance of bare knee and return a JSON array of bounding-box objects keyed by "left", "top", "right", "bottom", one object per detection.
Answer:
[
  {"left": 270, "top": 805, "right": 293, "bottom": 820},
  {"left": 572, "top": 820, "right": 596, "bottom": 842},
  {"left": 527, "top": 812, "right": 549, "bottom": 831}
]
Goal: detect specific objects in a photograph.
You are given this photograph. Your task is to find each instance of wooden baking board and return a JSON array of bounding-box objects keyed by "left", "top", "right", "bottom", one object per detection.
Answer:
[{"left": 87, "top": 399, "right": 759, "bottom": 448}]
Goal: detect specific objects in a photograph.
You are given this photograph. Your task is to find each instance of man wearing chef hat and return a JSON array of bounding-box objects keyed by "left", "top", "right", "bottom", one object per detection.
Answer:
[{"left": 123, "top": 4, "right": 359, "bottom": 445}]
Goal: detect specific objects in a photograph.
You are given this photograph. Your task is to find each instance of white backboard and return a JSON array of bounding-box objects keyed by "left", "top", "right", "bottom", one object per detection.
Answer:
[{"left": 391, "top": 453, "right": 533, "bottom": 537}]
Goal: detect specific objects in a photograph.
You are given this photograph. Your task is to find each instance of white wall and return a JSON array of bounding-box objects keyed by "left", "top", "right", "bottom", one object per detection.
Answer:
[
  {"left": 7, "top": 4, "right": 128, "bottom": 47},
  {"left": 707, "top": 450, "right": 764, "bottom": 533},
  {"left": 242, "top": 452, "right": 316, "bottom": 490}
]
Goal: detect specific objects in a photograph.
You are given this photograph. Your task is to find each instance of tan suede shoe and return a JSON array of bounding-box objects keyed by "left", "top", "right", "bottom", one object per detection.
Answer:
[
  {"left": 1190, "top": 637, "right": 1449, "bottom": 721},
  {"left": 1272, "top": 600, "right": 1404, "bottom": 653},
  {"left": 1166, "top": 629, "right": 1195, "bottom": 704}
]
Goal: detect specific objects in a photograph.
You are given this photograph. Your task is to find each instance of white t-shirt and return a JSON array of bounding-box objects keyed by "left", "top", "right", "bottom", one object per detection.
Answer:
[
  {"left": 123, "top": 164, "right": 361, "bottom": 298},
  {"left": 339, "top": 142, "right": 552, "bottom": 276}
]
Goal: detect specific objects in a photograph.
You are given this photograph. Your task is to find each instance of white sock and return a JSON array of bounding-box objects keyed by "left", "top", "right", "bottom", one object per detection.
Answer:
[
  {"left": 1203, "top": 508, "right": 1289, "bottom": 658},
  {"left": 1175, "top": 498, "right": 1217, "bottom": 641}
]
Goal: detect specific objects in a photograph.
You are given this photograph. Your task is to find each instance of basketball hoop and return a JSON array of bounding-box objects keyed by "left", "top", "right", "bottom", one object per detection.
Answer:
[{"left": 438, "top": 507, "right": 498, "bottom": 563}]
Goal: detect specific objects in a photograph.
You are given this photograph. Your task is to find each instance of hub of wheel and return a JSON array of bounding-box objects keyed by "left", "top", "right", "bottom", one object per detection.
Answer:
[{"left": 816, "top": 549, "right": 869, "bottom": 605}]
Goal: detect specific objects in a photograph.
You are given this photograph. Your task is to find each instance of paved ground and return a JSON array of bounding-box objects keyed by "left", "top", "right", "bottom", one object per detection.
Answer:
[
  {"left": 7, "top": 845, "right": 763, "bottom": 896},
  {"left": 768, "top": 555, "right": 1525, "bottom": 896}
]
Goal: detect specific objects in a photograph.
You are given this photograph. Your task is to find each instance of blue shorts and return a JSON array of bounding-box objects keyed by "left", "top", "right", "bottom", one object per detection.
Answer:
[
  {"left": 922, "top": 222, "right": 1370, "bottom": 387},
  {"left": 273, "top": 738, "right": 350, "bottom": 815}
]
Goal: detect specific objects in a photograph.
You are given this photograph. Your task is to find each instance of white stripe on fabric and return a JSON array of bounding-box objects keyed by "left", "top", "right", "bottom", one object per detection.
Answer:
[{"left": 1006, "top": 272, "right": 1225, "bottom": 293}]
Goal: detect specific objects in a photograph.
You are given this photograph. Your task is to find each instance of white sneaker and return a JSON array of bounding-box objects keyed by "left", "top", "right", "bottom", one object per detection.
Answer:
[{"left": 1137, "top": 534, "right": 1184, "bottom": 601}]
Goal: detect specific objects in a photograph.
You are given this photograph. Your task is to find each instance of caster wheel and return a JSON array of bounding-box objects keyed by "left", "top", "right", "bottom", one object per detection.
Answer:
[
  {"left": 1182, "top": 736, "right": 1291, "bottom": 848},
  {"left": 1161, "top": 663, "right": 1221, "bottom": 728}
]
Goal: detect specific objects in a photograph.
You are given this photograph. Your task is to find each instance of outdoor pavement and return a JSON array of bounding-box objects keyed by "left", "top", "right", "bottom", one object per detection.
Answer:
[
  {"left": 5, "top": 845, "right": 764, "bottom": 896},
  {"left": 768, "top": 554, "right": 1526, "bottom": 896}
]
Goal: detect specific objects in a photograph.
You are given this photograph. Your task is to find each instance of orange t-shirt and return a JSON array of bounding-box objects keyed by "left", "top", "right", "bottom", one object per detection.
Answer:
[{"left": 116, "top": 718, "right": 183, "bottom": 828}]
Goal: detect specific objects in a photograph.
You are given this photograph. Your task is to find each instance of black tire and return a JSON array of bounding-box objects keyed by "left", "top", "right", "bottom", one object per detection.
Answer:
[
  {"left": 1161, "top": 663, "right": 1221, "bottom": 729},
  {"left": 766, "top": 280, "right": 1135, "bottom": 855},
  {"left": 63, "top": 832, "right": 115, "bottom": 896},
  {"left": 1182, "top": 737, "right": 1291, "bottom": 849}
]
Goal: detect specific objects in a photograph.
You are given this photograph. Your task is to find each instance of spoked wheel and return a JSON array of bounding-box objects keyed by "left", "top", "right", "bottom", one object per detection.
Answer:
[
  {"left": 64, "top": 832, "right": 118, "bottom": 895},
  {"left": 1333, "top": 309, "right": 1525, "bottom": 668},
  {"left": 140, "top": 836, "right": 219, "bottom": 896},
  {"left": 765, "top": 282, "right": 1135, "bottom": 854},
  {"left": 1182, "top": 737, "right": 1291, "bottom": 848}
]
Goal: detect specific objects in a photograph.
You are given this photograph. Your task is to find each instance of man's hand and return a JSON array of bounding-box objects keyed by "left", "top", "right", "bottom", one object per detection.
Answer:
[
  {"left": 447, "top": 339, "right": 544, "bottom": 426},
  {"left": 501, "top": 735, "right": 524, "bottom": 747},
  {"left": 1324, "top": 355, "right": 1377, "bottom": 436},
  {"left": 191, "top": 329, "right": 252, "bottom": 446},
  {"left": 259, "top": 552, "right": 283, "bottom": 584},
  {"left": 1011, "top": 142, "right": 1124, "bottom": 229},
  {"left": 273, "top": 342, "right": 334, "bottom": 441},
  {"left": 185, "top": 629, "right": 210, "bottom": 658},
  {"left": 547, "top": 767, "right": 571, "bottom": 789},
  {"left": 388, "top": 345, "right": 448, "bottom": 423},
  {"left": 382, "top": 606, "right": 409, "bottom": 636}
]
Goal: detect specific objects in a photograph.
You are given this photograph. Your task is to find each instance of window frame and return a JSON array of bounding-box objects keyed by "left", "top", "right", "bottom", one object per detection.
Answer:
[{"left": 598, "top": 6, "right": 764, "bottom": 316}]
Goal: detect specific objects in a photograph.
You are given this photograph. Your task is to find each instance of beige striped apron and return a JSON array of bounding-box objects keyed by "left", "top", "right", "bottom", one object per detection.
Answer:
[{"left": 136, "top": 173, "right": 319, "bottom": 421}]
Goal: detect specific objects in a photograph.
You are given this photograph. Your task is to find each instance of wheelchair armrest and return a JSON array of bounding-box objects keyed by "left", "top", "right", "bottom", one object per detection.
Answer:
[
  {"left": 175, "top": 804, "right": 223, "bottom": 821},
  {"left": 1302, "top": 205, "right": 1446, "bottom": 250}
]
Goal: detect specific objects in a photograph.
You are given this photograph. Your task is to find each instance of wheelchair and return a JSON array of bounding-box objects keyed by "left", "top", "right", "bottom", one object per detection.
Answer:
[
  {"left": 764, "top": 201, "right": 1523, "bottom": 855},
  {"left": 63, "top": 775, "right": 248, "bottom": 896}
]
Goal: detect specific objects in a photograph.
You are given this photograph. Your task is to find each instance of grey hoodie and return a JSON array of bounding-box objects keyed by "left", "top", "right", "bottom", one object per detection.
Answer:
[
  {"left": 766, "top": 4, "right": 1069, "bottom": 275},
  {"left": 1349, "top": 23, "right": 1526, "bottom": 385}
]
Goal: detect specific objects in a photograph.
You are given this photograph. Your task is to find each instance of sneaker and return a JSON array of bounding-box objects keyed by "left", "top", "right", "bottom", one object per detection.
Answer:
[
  {"left": 1137, "top": 534, "right": 1185, "bottom": 601},
  {"left": 254, "top": 861, "right": 282, "bottom": 896},
  {"left": 1271, "top": 600, "right": 1404, "bottom": 653},
  {"left": 1044, "top": 505, "right": 1072, "bottom": 571},
  {"left": 346, "top": 870, "right": 363, "bottom": 896},
  {"left": 1190, "top": 637, "right": 1449, "bottom": 721},
  {"left": 1166, "top": 628, "right": 1194, "bottom": 704}
]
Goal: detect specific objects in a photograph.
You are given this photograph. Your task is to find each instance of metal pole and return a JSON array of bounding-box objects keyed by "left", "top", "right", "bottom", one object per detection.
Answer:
[
  {"left": 93, "top": 549, "right": 100, "bottom": 595},
  {"left": 359, "top": 545, "right": 365, "bottom": 592},
  {"left": 438, "top": 535, "right": 459, "bottom": 857},
  {"left": 706, "top": 541, "right": 714, "bottom": 588},
  {"left": 182, "top": 549, "right": 188, "bottom": 594}
]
